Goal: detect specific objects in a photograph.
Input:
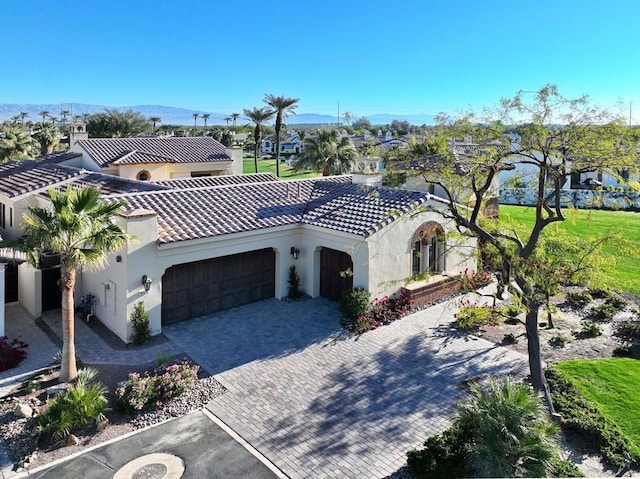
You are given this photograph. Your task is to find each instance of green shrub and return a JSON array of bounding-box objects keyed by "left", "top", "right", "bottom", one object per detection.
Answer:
[
  {"left": 545, "top": 367, "right": 640, "bottom": 469},
  {"left": 130, "top": 301, "right": 151, "bottom": 345},
  {"left": 455, "top": 300, "right": 500, "bottom": 330},
  {"left": 502, "top": 333, "right": 518, "bottom": 344},
  {"left": 566, "top": 291, "right": 593, "bottom": 308},
  {"left": 549, "top": 335, "right": 570, "bottom": 347},
  {"left": 407, "top": 422, "right": 474, "bottom": 479},
  {"left": 286, "top": 265, "right": 303, "bottom": 299},
  {"left": 39, "top": 367, "right": 108, "bottom": 440},
  {"left": 548, "top": 457, "right": 585, "bottom": 477},
  {"left": 591, "top": 303, "right": 619, "bottom": 321},
  {"left": 501, "top": 303, "right": 522, "bottom": 318},
  {"left": 580, "top": 321, "right": 602, "bottom": 338},
  {"left": 616, "top": 319, "right": 640, "bottom": 340},
  {"left": 339, "top": 288, "right": 370, "bottom": 328},
  {"left": 605, "top": 295, "right": 627, "bottom": 311}
]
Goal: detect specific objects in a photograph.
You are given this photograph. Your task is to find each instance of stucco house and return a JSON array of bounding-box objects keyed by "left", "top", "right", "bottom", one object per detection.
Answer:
[
  {"left": 262, "top": 132, "right": 304, "bottom": 154},
  {"left": 5, "top": 161, "right": 476, "bottom": 343},
  {"left": 50, "top": 122, "right": 243, "bottom": 181}
]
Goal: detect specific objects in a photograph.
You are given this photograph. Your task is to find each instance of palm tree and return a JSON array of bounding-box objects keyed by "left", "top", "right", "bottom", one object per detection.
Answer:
[
  {"left": 458, "top": 376, "right": 560, "bottom": 478},
  {"left": 0, "top": 128, "right": 37, "bottom": 162},
  {"left": 243, "top": 107, "right": 274, "bottom": 173},
  {"left": 202, "top": 113, "right": 211, "bottom": 129},
  {"left": 149, "top": 116, "right": 161, "bottom": 133},
  {"left": 19, "top": 112, "right": 29, "bottom": 126},
  {"left": 33, "top": 123, "right": 61, "bottom": 155},
  {"left": 295, "top": 129, "right": 356, "bottom": 176},
  {"left": 224, "top": 116, "right": 232, "bottom": 127},
  {"left": 231, "top": 112, "right": 240, "bottom": 127},
  {"left": 22, "top": 187, "right": 130, "bottom": 382},
  {"left": 264, "top": 94, "right": 299, "bottom": 177},
  {"left": 192, "top": 112, "right": 199, "bottom": 128},
  {"left": 38, "top": 110, "right": 50, "bottom": 125}
]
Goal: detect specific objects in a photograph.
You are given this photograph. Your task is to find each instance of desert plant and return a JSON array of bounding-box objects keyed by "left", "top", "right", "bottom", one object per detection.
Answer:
[
  {"left": 458, "top": 376, "right": 560, "bottom": 478},
  {"left": 502, "top": 333, "right": 518, "bottom": 344},
  {"left": 591, "top": 303, "right": 619, "bottom": 321},
  {"left": 115, "top": 371, "right": 157, "bottom": 412},
  {"left": 130, "top": 301, "right": 151, "bottom": 345},
  {"left": 460, "top": 268, "right": 492, "bottom": 292},
  {"left": 339, "top": 288, "right": 370, "bottom": 328},
  {"left": 580, "top": 321, "right": 603, "bottom": 338},
  {"left": 501, "top": 303, "right": 522, "bottom": 319},
  {"left": 605, "top": 295, "right": 627, "bottom": 311},
  {"left": 566, "top": 290, "right": 593, "bottom": 308},
  {"left": 0, "top": 336, "right": 28, "bottom": 372},
  {"left": 588, "top": 287, "right": 612, "bottom": 299},
  {"left": 287, "top": 265, "right": 303, "bottom": 299},
  {"left": 454, "top": 300, "right": 500, "bottom": 331},
  {"left": 39, "top": 367, "right": 108, "bottom": 440},
  {"left": 549, "top": 335, "right": 570, "bottom": 347}
]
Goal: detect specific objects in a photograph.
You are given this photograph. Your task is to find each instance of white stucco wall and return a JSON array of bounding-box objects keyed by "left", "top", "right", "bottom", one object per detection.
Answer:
[
  {"left": 366, "top": 203, "right": 477, "bottom": 298},
  {"left": 18, "top": 263, "right": 41, "bottom": 319},
  {"left": 226, "top": 147, "right": 243, "bottom": 176}
]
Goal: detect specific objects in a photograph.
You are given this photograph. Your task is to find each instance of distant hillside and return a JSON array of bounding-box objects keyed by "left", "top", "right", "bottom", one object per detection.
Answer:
[{"left": 0, "top": 103, "right": 436, "bottom": 126}]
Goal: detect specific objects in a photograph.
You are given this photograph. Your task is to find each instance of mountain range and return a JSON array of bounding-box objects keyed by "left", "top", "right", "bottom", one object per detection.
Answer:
[{"left": 0, "top": 103, "right": 436, "bottom": 126}]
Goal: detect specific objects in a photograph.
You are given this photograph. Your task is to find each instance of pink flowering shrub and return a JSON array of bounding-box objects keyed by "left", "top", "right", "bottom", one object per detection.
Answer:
[
  {"left": 460, "top": 268, "right": 492, "bottom": 292},
  {"left": 0, "top": 336, "right": 28, "bottom": 372},
  {"left": 115, "top": 359, "right": 199, "bottom": 413},
  {"left": 454, "top": 299, "right": 500, "bottom": 330},
  {"left": 348, "top": 292, "right": 414, "bottom": 334}
]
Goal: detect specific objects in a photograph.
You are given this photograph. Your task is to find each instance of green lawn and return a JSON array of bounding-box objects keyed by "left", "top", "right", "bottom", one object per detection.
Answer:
[
  {"left": 500, "top": 205, "right": 640, "bottom": 297},
  {"left": 555, "top": 358, "right": 640, "bottom": 457},
  {"left": 242, "top": 156, "right": 320, "bottom": 180}
]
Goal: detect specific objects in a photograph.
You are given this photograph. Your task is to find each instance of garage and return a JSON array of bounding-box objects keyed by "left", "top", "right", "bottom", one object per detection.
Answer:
[
  {"left": 161, "top": 248, "right": 275, "bottom": 325},
  {"left": 319, "top": 247, "right": 353, "bottom": 301}
]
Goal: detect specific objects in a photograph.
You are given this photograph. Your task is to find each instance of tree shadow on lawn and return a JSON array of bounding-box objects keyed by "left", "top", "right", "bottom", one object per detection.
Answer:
[{"left": 265, "top": 333, "right": 528, "bottom": 473}]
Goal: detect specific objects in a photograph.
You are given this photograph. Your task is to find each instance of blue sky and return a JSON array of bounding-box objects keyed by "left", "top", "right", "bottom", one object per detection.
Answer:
[{"left": 2, "top": 0, "right": 640, "bottom": 119}]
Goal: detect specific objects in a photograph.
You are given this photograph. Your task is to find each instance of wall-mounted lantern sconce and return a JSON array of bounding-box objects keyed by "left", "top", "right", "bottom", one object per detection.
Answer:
[
  {"left": 290, "top": 247, "right": 300, "bottom": 260},
  {"left": 141, "top": 275, "right": 153, "bottom": 292}
]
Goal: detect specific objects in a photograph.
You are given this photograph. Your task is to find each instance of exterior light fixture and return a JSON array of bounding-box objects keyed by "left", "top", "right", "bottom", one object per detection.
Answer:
[
  {"left": 142, "top": 275, "right": 153, "bottom": 292},
  {"left": 290, "top": 247, "right": 300, "bottom": 260}
]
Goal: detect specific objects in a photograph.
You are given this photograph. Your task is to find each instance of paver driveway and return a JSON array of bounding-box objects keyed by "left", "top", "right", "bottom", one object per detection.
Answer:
[{"left": 163, "top": 297, "right": 529, "bottom": 479}]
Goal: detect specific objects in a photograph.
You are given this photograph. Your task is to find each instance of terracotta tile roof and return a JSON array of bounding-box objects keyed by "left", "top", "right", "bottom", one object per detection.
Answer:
[
  {"left": 117, "top": 176, "right": 428, "bottom": 244},
  {"left": 76, "top": 137, "right": 231, "bottom": 167},
  {"left": 38, "top": 151, "right": 83, "bottom": 164},
  {"left": 153, "top": 173, "right": 279, "bottom": 189},
  {"left": 0, "top": 161, "right": 83, "bottom": 198}
]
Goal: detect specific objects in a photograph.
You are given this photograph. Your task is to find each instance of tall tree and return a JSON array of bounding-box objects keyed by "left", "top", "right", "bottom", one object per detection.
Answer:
[
  {"left": 224, "top": 116, "right": 232, "bottom": 127},
  {"left": 19, "top": 111, "right": 29, "bottom": 126},
  {"left": 22, "top": 186, "right": 130, "bottom": 382},
  {"left": 149, "top": 116, "right": 161, "bottom": 133},
  {"left": 231, "top": 112, "right": 240, "bottom": 127},
  {"left": 243, "top": 107, "right": 274, "bottom": 173},
  {"left": 295, "top": 129, "right": 356, "bottom": 176},
  {"left": 33, "top": 123, "right": 61, "bottom": 155},
  {"left": 264, "top": 94, "right": 299, "bottom": 177},
  {"left": 399, "top": 84, "right": 637, "bottom": 408},
  {"left": 343, "top": 111, "right": 354, "bottom": 126},
  {"left": 86, "top": 109, "right": 151, "bottom": 138},
  {"left": 192, "top": 112, "right": 199, "bottom": 128},
  {"left": 38, "top": 110, "right": 50, "bottom": 125},
  {"left": 202, "top": 113, "right": 211, "bottom": 129},
  {"left": 0, "top": 128, "right": 37, "bottom": 162}
]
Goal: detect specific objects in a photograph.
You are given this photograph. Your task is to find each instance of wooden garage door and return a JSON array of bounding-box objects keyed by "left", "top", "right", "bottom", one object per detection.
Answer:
[
  {"left": 319, "top": 248, "right": 353, "bottom": 301},
  {"left": 162, "top": 248, "right": 275, "bottom": 325}
]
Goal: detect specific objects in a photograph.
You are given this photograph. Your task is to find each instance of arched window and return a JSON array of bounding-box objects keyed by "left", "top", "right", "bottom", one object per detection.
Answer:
[
  {"left": 410, "top": 221, "right": 445, "bottom": 276},
  {"left": 136, "top": 170, "right": 151, "bottom": 181}
]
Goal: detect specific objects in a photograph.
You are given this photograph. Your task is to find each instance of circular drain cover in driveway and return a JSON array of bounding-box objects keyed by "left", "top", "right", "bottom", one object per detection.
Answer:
[{"left": 113, "top": 453, "right": 184, "bottom": 479}]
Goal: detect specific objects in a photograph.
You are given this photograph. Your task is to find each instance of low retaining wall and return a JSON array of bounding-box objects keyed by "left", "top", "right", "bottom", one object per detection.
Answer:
[
  {"left": 500, "top": 187, "right": 640, "bottom": 210},
  {"left": 401, "top": 275, "right": 462, "bottom": 307}
]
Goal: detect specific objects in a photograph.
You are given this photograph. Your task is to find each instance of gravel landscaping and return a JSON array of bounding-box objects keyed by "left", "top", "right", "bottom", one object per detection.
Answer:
[{"left": 0, "top": 359, "right": 226, "bottom": 473}]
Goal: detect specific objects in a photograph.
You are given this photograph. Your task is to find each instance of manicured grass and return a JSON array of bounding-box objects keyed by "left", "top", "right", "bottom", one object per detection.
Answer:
[
  {"left": 242, "top": 156, "right": 320, "bottom": 180},
  {"left": 500, "top": 205, "right": 640, "bottom": 297},
  {"left": 555, "top": 358, "right": 640, "bottom": 457}
]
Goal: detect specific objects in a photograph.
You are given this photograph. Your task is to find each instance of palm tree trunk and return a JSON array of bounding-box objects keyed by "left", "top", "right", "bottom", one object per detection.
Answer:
[{"left": 59, "top": 266, "right": 78, "bottom": 382}]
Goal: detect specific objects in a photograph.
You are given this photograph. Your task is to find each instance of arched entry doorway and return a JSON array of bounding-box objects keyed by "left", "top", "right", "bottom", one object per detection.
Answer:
[{"left": 319, "top": 247, "right": 353, "bottom": 301}]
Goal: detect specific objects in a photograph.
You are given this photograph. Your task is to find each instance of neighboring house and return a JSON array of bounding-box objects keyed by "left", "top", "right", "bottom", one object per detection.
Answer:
[
  {"left": 50, "top": 122, "right": 243, "bottom": 181},
  {"left": 262, "top": 132, "right": 304, "bottom": 154},
  {"left": 5, "top": 162, "right": 476, "bottom": 343}
]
